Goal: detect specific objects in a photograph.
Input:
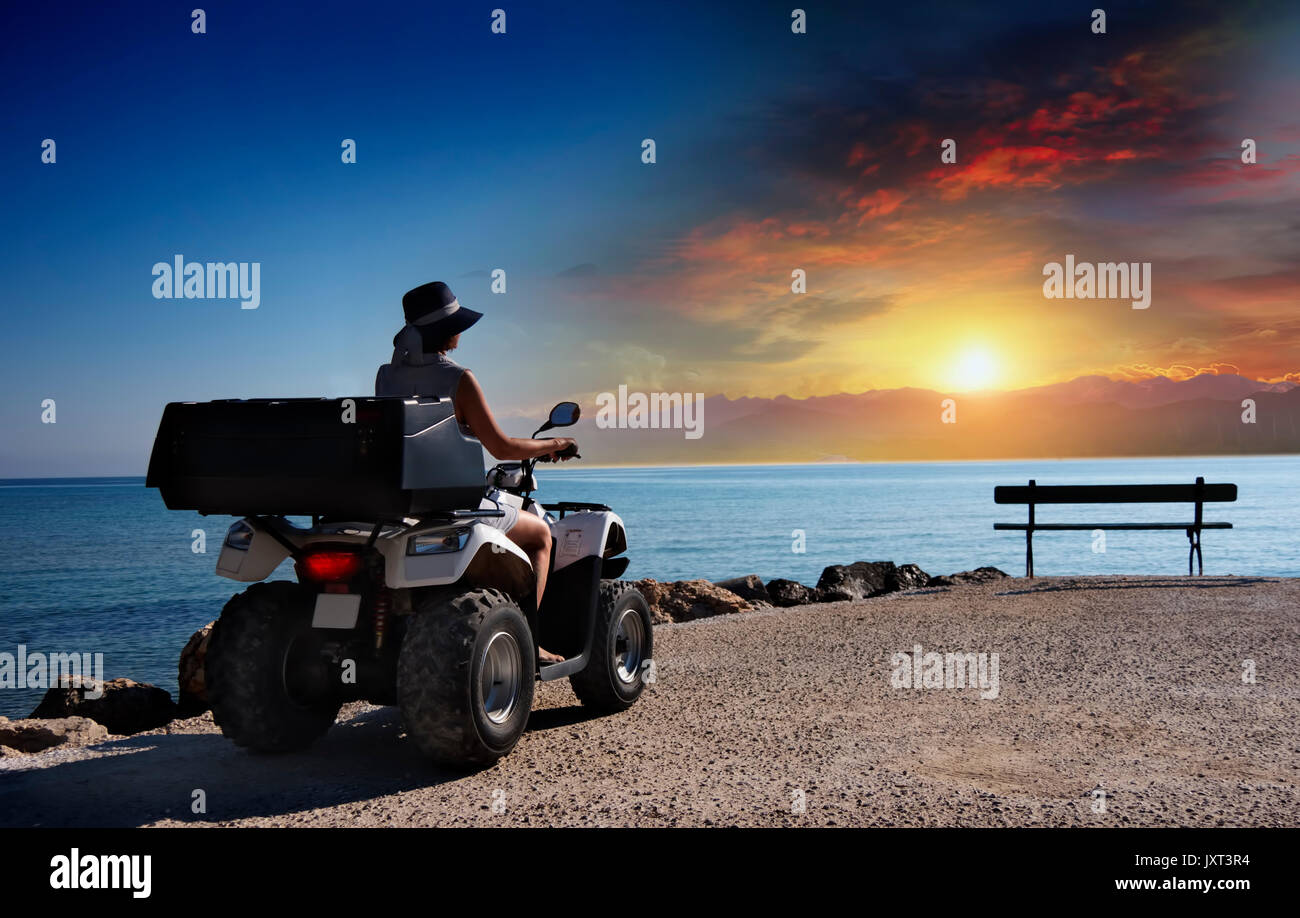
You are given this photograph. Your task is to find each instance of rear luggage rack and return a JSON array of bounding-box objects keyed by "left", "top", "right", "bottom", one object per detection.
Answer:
[{"left": 146, "top": 396, "right": 487, "bottom": 519}]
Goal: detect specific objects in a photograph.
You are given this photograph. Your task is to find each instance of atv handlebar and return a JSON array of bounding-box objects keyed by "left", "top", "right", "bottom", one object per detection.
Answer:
[{"left": 537, "top": 441, "right": 580, "bottom": 462}]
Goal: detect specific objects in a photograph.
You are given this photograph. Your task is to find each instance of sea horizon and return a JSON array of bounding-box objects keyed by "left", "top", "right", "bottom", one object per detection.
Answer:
[{"left": 4, "top": 448, "right": 1300, "bottom": 482}]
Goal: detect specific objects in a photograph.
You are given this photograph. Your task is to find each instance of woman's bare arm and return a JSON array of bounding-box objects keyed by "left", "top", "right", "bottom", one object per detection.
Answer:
[{"left": 453, "top": 370, "right": 571, "bottom": 461}]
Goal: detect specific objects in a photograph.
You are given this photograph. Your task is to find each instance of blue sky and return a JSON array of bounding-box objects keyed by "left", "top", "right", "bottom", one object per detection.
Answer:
[{"left": 1, "top": 0, "right": 782, "bottom": 473}]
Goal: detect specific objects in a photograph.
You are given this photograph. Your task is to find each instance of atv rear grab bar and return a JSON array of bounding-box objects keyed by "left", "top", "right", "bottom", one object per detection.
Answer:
[{"left": 420, "top": 508, "right": 506, "bottom": 520}]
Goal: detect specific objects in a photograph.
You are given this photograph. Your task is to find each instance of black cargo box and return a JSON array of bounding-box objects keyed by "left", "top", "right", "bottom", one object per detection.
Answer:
[{"left": 146, "top": 397, "right": 486, "bottom": 519}]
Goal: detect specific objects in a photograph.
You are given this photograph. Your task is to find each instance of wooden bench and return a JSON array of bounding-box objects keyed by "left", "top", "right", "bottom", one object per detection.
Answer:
[{"left": 993, "top": 477, "right": 1237, "bottom": 577}]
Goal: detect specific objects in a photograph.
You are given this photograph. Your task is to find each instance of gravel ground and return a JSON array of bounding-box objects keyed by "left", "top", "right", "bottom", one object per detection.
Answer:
[{"left": 2, "top": 575, "right": 1297, "bottom": 827}]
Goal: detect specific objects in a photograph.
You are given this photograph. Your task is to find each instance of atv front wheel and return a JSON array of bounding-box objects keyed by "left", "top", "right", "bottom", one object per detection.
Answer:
[
  {"left": 397, "top": 588, "right": 535, "bottom": 766},
  {"left": 207, "top": 581, "right": 342, "bottom": 752},
  {"left": 569, "top": 581, "right": 653, "bottom": 712}
]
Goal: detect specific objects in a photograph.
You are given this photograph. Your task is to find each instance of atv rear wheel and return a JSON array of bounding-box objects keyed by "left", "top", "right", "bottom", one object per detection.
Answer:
[
  {"left": 397, "top": 588, "right": 535, "bottom": 766},
  {"left": 207, "top": 581, "right": 342, "bottom": 752},
  {"left": 569, "top": 580, "right": 653, "bottom": 712}
]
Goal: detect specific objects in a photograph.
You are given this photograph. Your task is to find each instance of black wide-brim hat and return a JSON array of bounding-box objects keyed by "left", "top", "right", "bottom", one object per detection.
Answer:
[{"left": 398, "top": 281, "right": 482, "bottom": 351}]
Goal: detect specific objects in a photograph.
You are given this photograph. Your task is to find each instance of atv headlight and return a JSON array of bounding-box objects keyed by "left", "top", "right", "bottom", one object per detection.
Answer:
[
  {"left": 224, "top": 520, "right": 255, "bottom": 551},
  {"left": 408, "top": 528, "right": 470, "bottom": 555}
]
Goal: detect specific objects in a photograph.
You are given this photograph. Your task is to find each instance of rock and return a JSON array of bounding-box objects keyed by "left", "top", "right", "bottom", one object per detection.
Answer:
[
  {"left": 891, "top": 563, "right": 932, "bottom": 591},
  {"left": 177, "top": 621, "right": 215, "bottom": 715},
  {"left": 930, "top": 566, "right": 1011, "bottom": 586},
  {"left": 713, "top": 575, "right": 771, "bottom": 605},
  {"left": 0, "top": 715, "right": 109, "bottom": 753},
  {"left": 30, "top": 677, "right": 177, "bottom": 736},
  {"left": 765, "top": 579, "right": 822, "bottom": 607},
  {"left": 816, "top": 561, "right": 898, "bottom": 601},
  {"left": 633, "top": 579, "right": 752, "bottom": 624},
  {"left": 815, "top": 561, "right": 933, "bottom": 600}
]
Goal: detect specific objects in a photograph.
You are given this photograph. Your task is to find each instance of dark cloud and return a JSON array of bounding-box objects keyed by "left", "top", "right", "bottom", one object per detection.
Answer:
[{"left": 708, "top": 0, "right": 1272, "bottom": 216}]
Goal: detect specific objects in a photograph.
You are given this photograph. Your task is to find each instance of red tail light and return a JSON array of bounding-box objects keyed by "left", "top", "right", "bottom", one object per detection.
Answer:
[{"left": 299, "top": 550, "right": 365, "bottom": 583}]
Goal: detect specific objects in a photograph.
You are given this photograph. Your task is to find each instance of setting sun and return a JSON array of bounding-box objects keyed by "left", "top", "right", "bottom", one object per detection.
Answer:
[{"left": 951, "top": 347, "right": 1000, "bottom": 391}]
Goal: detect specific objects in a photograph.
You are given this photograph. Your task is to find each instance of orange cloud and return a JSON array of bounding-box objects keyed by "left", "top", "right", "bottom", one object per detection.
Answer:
[
  {"left": 926, "top": 145, "right": 1081, "bottom": 199},
  {"left": 1112, "top": 362, "right": 1247, "bottom": 381},
  {"left": 844, "top": 188, "right": 908, "bottom": 222}
]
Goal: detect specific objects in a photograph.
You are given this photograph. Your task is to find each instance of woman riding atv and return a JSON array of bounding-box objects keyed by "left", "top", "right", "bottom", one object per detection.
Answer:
[{"left": 375, "top": 281, "right": 575, "bottom": 662}]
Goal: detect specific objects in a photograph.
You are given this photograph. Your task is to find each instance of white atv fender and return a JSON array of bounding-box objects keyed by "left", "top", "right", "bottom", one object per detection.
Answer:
[
  {"left": 378, "top": 519, "right": 532, "bottom": 596},
  {"left": 490, "top": 489, "right": 627, "bottom": 572},
  {"left": 548, "top": 508, "right": 627, "bottom": 572}
]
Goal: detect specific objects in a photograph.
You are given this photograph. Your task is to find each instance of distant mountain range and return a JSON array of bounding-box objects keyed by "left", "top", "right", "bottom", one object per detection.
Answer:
[{"left": 549, "top": 374, "right": 1300, "bottom": 464}]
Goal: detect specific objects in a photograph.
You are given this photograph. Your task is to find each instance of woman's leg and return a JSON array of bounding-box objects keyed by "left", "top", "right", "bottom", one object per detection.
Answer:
[{"left": 505, "top": 512, "right": 563, "bottom": 662}]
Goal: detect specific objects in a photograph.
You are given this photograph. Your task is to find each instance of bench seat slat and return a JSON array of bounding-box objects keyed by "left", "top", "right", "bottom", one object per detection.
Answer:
[
  {"left": 994, "top": 522, "right": 1233, "bottom": 531},
  {"left": 994, "top": 483, "right": 1236, "bottom": 504}
]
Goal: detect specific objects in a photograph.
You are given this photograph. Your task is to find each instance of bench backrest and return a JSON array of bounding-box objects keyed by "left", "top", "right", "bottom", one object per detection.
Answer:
[{"left": 994, "top": 480, "right": 1237, "bottom": 505}]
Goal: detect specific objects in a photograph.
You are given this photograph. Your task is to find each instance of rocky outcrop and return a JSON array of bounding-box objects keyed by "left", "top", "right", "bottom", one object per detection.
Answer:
[
  {"left": 765, "top": 579, "right": 823, "bottom": 607},
  {"left": 929, "top": 566, "right": 1010, "bottom": 586},
  {"left": 0, "top": 715, "right": 110, "bottom": 753},
  {"left": 633, "top": 579, "right": 752, "bottom": 624},
  {"left": 30, "top": 677, "right": 177, "bottom": 736},
  {"left": 712, "top": 575, "right": 771, "bottom": 605},
  {"left": 177, "top": 621, "right": 215, "bottom": 715}
]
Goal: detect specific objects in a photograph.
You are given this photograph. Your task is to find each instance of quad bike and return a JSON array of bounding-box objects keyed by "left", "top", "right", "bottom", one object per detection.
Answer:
[{"left": 146, "top": 396, "right": 653, "bottom": 766}]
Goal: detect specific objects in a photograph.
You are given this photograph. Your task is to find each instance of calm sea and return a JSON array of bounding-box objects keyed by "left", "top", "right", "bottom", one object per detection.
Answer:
[{"left": 1, "top": 455, "right": 1294, "bottom": 717}]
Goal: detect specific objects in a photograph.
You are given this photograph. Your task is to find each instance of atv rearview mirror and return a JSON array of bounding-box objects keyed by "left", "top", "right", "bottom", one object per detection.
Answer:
[{"left": 541, "top": 401, "right": 580, "bottom": 432}]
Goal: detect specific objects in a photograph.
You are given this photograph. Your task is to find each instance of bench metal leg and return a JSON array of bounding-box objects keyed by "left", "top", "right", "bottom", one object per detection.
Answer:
[
  {"left": 1025, "top": 488, "right": 1036, "bottom": 578},
  {"left": 1186, "top": 528, "right": 1203, "bottom": 576}
]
